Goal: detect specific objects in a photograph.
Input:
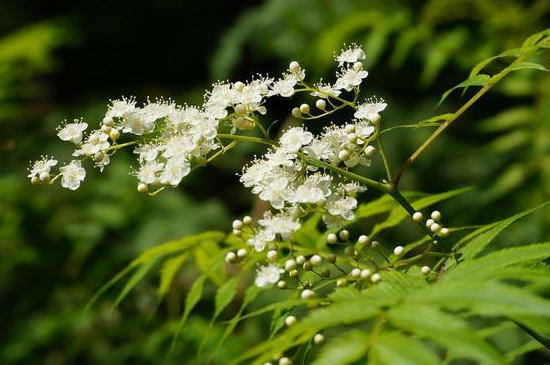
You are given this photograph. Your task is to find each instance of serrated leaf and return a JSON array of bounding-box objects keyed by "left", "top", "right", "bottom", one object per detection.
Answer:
[
  {"left": 171, "top": 275, "right": 207, "bottom": 352},
  {"left": 445, "top": 242, "right": 550, "bottom": 280},
  {"left": 294, "top": 213, "right": 322, "bottom": 249},
  {"left": 213, "top": 276, "right": 240, "bottom": 320},
  {"left": 114, "top": 257, "right": 157, "bottom": 307},
  {"left": 469, "top": 48, "right": 522, "bottom": 78},
  {"left": 373, "top": 332, "right": 440, "bottom": 365},
  {"left": 312, "top": 330, "right": 369, "bottom": 365},
  {"left": 133, "top": 231, "right": 225, "bottom": 266},
  {"left": 157, "top": 253, "right": 188, "bottom": 297},
  {"left": 439, "top": 74, "right": 491, "bottom": 106},
  {"left": 509, "top": 61, "right": 549, "bottom": 73},
  {"left": 409, "top": 280, "right": 550, "bottom": 318},
  {"left": 457, "top": 202, "right": 549, "bottom": 260},
  {"left": 389, "top": 305, "right": 506, "bottom": 364}
]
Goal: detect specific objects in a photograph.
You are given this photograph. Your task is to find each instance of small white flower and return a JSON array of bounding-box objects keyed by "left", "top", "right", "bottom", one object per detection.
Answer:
[
  {"left": 28, "top": 157, "right": 58, "bottom": 179},
  {"left": 334, "top": 67, "right": 368, "bottom": 92},
  {"left": 279, "top": 127, "right": 313, "bottom": 153},
  {"left": 258, "top": 212, "right": 301, "bottom": 240},
  {"left": 310, "top": 82, "right": 341, "bottom": 99},
  {"left": 106, "top": 97, "right": 136, "bottom": 118},
  {"left": 159, "top": 158, "right": 191, "bottom": 187},
  {"left": 255, "top": 264, "right": 284, "bottom": 288},
  {"left": 57, "top": 120, "right": 88, "bottom": 144},
  {"left": 269, "top": 74, "right": 297, "bottom": 97},
  {"left": 354, "top": 99, "right": 387, "bottom": 121},
  {"left": 248, "top": 229, "right": 276, "bottom": 252},
  {"left": 335, "top": 44, "right": 366, "bottom": 66},
  {"left": 59, "top": 160, "right": 86, "bottom": 190}
]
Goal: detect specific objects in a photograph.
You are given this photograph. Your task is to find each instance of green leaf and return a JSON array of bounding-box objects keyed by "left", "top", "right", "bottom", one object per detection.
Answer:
[
  {"left": 409, "top": 281, "right": 550, "bottom": 318},
  {"left": 114, "top": 257, "right": 157, "bottom": 307},
  {"left": 373, "top": 332, "right": 440, "bottom": 365},
  {"left": 446, "top": 242, "right": 550, "bottom": 280},
  {"left": 269, "top": 306, "right": 292, "bottom": 339},
  {"left": 508, "top": 61, "right": 549, "bottom": 73},
  {"left": 312, "top": 330, "right": 369, "bottom": 365},
  {"left": 469, "top": 48, "right": 521, "bottom": 78},
  {"left": 439, "top": 74, "right": 491, "bottom": 106},
  {"left": 157, "top": 253, "right": 188, "bottom": 297},
  {"left": 294, "top": 213, "right": 322, "bottom": 249},
  {"left": 194, "top": 239, "right": 225, "bottom": 285},
  {"left": 389, "top": 305, "right": 506, "bottom": 364},
  {"left": 213, "top": 276, "right": 240, "bottom": 320},
  {"left": 132, "top": 231, "right": 225, "bottom": 267},
  {"left": 456, "top": 202, "right": 549, "bottom": 260},
  {"left": 171, "top": 275, "right": 207, "bottom": 352}
]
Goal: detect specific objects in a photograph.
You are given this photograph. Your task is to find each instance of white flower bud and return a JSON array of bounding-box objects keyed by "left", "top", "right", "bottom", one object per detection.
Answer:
[
  {"left": 350, "top": 268, "right": 361, "bottom": 277},
  {"left": 289, "top": 61, "right": 300, "bottom": 74},
  {"left": 234, "top": 81, "right": 245, "bottom": 92},
  {"left": 243, "top": 215, "right": 252, "bottom": 225},
  {"left": 31, "top": 176, "right": 40, "bottom": 185},
  {"left": 358, "top": 235, "right": 369, "bottom": 244},
  {"left": 284, "top": 259, "right": 296, "bottom": 271},
  {"left": 347, "top": 133, "right": 358, "bottom": 143},
  {"left": 393, "top": 246, "right": 404, "bottom": 256},
  {"left": 102, "top": 116, "right": 114, "bottom": 127},
  {"left": 301, "top": 289, "right": 315, "bottom": 299},
  {"left": 267, "top": 250, "right": 277, "bottom": 261},
  {"left": 338, "top": 149, "right": 350, "bottom": 161},
  {"left": 285, "top": 315, "right": 297, "bottom": 326},
  {"left": 39, "top": 171, "right": 50, "bottom": 182},
  {"left": 277, "top": 280, "right": 287, "bottom": 289},
  {"left": 299, "top": 103, "right": 310, "bottom": 115},
  {"left": 430, "top": 223, "right": 441, "bottom": 233},
  {"left": 291, "top": 108, "right": 301, "bottom": 118},
  {"left": 431, "top": 210, "right": 442, "bottom": 221},
  {"left": 232, "top": 229, "right": 242, "bottom": 237},
  {"left": 425, "top": 219, "right": 435, "bottom": 228},
  {"left": 315, "top": 99, "right": 326, "bottom": 110},
  {"left": 336, "top": 278, "right": 348, "bottom": 287},
  {"left": 327, "top": 233, "right": 338, "bottom": 244},
  {"left": 234, "top": 104, "right": 247, "bottom": 115},
  {"left": 370, "top": 113, "right": 381, "bottom": 126},
  {"left": 279, "top": 357, "right": 292, "bottom": 365},
  {"left": 364, "top": 145, "right": 376, "bottom": 157},
  {"left": 360, "top": 269, "right": 372, "bottom": 279},
  {"left": 339, "top": 229, "right": 349, "bottom": 240},
  {"left": 225, "top": 252, "right": 237, "bottom": 263},
  {"left": 109, "top": 129, "right": 120, "bottom": 141},
  {"left": 371, "top": 273, "right": 381, "bottom": 283},
  {"left": 421, "top": 266, "right": 430, "bottom": 275},
  {"left": 237, "top": 248, "right": 248, "bottom": 258},
  {"left": 314, "top": 333, "right": 325, "bottom": 345},
  {"left": 412, "top": 212, "right": 423, "bottom": 222},
  {"left": 232, "top": 220, "right": 243, "bottom": 229},
  {"left": 440, "top": 227, "right": 450, "bottom": 237},
  {"left": 353, "top": 61, "right": 363, "bottom": 71},
  {"left": 101, "top": 125, "right": 112, "bottom": 134},
  {"left": 344, "top": 124, "right": 356, "bottom": 133},
  {"left": 310, "top": 255, "right": 322, "bottom": 266},
  {"left": 289, "top": 269, "right": 299, "bottom": 277},
  {"left": 371, "top": 240, "right": 379, "bottom": 248},
  {"left": 137, "top": 183, "right": 148, "bottom": 194}
]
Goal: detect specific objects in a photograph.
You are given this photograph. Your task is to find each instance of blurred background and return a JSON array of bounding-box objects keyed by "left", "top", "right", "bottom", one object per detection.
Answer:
[{"left": 1, "top": 1, "right": 549, "bottom": 364}]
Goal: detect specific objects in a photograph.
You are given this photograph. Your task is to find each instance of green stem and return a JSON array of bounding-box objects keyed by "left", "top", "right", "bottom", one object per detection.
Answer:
[
  {"left": 393, "top": 51, "right": 534, "bottom": 187},
  {"left": 377, "top": 138, "right": 392, "bottom": 182}
]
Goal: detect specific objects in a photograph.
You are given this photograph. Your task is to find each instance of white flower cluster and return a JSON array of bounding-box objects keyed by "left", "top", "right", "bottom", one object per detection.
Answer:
[
  {"left": 29, "top": 43, "right": 385, "bottom": 201},
  {"left": 241, "top": 124, "right": 377, "bottom": 252}
]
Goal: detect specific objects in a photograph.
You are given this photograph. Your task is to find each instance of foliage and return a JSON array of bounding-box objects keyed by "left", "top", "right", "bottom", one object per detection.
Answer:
[{"left": 40, "top": 27, "right": 550, "bottom": 364}]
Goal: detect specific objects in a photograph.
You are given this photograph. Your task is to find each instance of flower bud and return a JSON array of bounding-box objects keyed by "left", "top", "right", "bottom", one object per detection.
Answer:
[
  {"left": 237, "top": 248, "right": 248, "bottom": 258},
  {"left": 431, "top": 210, "right": 442, "bottom": 221},
  {"left": 360, "top": 269, "right": 372, "bottom": 279},
  {"left": 291, "top": 108, "right": 301, "bottom": 118},
  {"left": 440, "top": 227, "right": 450, "bottom": 237},
  {"left": 232, "top": 220, "right": 243, "bottom": 229},
  {"left": 277, "top": 280, "right": 287, "bottom": 289},
  {"left": 243, "top": 215, "right": 252, "bottom": 225},
  {"left": 326, "top": 233, "right": 338, "bottom": 244},
  {"left": 102, "top": 116, "right": 114, "bottom": 127},
  {"left": 430, "top": 223, "right": 441, "bottom": 233},
  {"left": 285, "top": 259, "right": 296, "bottom": 271},
  {"left": 371, "top": 240, "right": 380, "bottom": 248},
  {"left": 425, "top": 219, "right": 435, "bottom": 228},
  {"left": 232, "top": 229, "right": 242, "bottom": 237},
  {"left": 289, "top": 61, "right": 300, "bottom": 74},
  {"left": 364, "top": 145, "right": 376, "bottom": 157},
  {"left": 353, "top": 61, "right": 363, "bottom": 71},
  {"left": 225, "top": 252, "right": 237, "bottom": 263},
  {"left": 299, "top": 103, "right": 310, "bottom": 115},
  {"left": 296, "top": 255, "right": 306, "bottom": 264},
  {"left": 301, "top": 289, "right": 315, "bottom": 299},
  {"left": 350, "top": 268, "right": 361, "bottom": 277},
  {"left": 326, "top": 253, "right": 336, "bottom": 264},
  {"left": 285, "top": 315, "right": 297, "bottom": 326},
  {"left": 289, "top": 269, "right": 299, "bottom": 278},
  {"left": 137, "top": 183, "right": 148, "bottom": 194},
  {"left": 338, "top": 229, "right": 349, "bottom": 240},
  {"left": 338, "top": 149, "right": 350, "bottom": 161},
  {"left": 421, "top": 266, "right": 430, "bottom": 275},
  {"left": 393, "top": 246, "right": 404, "bottom": 256},
  {"left": 234, "top": 81, "right": 245, "bottom": 92},
  {"left": 310, "top": 254, "right": 322, "bottom": 266},
  {"left": 358, "top": 235, "right": 369, "bottom": 244},
  {"left": 315, "top": 99, "right": 326, "bottom": 110},
  {"left": 267, "top": 250, "right": 277, "bottom": 261},
  {"left": 412, "top": 212, "right": 423, "bottom": 222},
  {"left": 336, "top": 278, "right": 348, "bottom": 287},
  {"left": 371, "top": 273, "right": 381, "bottom": 283},
  {"left": 279, "top": 357, "right": 292, "bottom": 365},
  {"left": 314, "top": 333, "right": 325, "bottom": 345},
  {"left": 109, "top": 129, "right": 120, "bottom": 141}
]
